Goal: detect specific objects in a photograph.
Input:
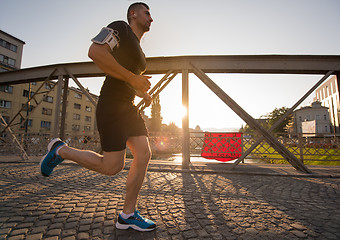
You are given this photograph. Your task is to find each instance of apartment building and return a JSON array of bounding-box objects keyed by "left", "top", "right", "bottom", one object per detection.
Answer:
[
  {"left": 0, "top": 30, "right": 25, "bottom": 72},
  {"left": 0, "top": 29, "right": 98, "bottom": 136},
  {"left": 287, "top": 101, "right": 331, "bottom": 137},
  {"left": 1, "top": 80, "right": 98, "bottom": 136},
  {"left": 314, "top": 75, "right": 339, "bottom": 133}
]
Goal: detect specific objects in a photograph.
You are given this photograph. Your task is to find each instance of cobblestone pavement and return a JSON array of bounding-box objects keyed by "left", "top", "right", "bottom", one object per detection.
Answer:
[{"left": 0, "top": 161, "right": 340, "bottom": 240}]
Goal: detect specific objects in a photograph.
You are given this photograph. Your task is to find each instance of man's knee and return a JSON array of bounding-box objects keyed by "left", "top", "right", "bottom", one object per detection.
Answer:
[
  {"left": 135, "top": 146, "right": 151, "bottom": 165},
  {"left": 102, "top": 162, "right": 124, "bottom": 176},
  {"left": 101, "top": 156, "right": 125, "bottom": 176}
]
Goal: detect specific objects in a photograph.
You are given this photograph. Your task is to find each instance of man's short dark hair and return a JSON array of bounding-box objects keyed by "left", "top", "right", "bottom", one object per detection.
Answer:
[{"left": 127, "top": 2, "right": 150, "bottom": 23}]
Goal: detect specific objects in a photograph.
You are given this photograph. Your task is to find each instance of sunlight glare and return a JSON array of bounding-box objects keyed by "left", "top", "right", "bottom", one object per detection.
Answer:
[{"left": 181, "top": 105, "right": 187, "bottom": 119}]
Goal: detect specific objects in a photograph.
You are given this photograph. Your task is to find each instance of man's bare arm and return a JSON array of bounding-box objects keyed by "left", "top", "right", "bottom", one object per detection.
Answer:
[{"left": 88, "top": 43, "right": 151, "bottom": 93}]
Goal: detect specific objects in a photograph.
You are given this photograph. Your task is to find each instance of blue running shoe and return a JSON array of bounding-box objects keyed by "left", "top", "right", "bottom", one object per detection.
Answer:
[
  {"left": 116, "top": 210, "right": 156, "bottom": 231},
  {"left": 40, "top": 138, "right": 66, "bottom": 177}
]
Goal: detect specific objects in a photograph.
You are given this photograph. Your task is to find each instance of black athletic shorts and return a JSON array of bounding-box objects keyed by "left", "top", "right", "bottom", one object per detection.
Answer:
[{"left": 96, "top": 100, "right": 148, "bottom": 152}]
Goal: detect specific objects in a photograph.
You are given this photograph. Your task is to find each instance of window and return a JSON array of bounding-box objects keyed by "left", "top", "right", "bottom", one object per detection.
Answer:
[
  {"left": 8, "top": 58, "right": 15, "bottom": 66},
  {"left": 0, "top": 38, "right": 18, "bottom": 52},
  {"left": 0, "top": 100, "right": 11, "bottom": 108},
  {"left": 72, "top": 124, "right": 80, "bottom": 131},
  {"left": 20, "top": 118, "right": 33, "bottom": 128},
  {"left": 73, "top": 113, "right": 81, "bottom": 120},
  {"left": 84, "top": 126, "right": 91, "bottom": 131},
  {"left": 45, "top": 83, "right": 52, "bottom": 90},
  {"left": 324, "top": 114, "right": 327, "bottom": 120},
  {"left": 1, "top": 116, "right": 10, "bottom": 124},
  {"left": 0, "top": 54, "right": 16, "bottom": 67},
  {"left": 0, "top": 85, "right": 13, "bottom": 93},
  {"left": 23, "top": 90, "right": 35, "bottom": 97},
  {"left": 306, "top": 115, "right": 311, "bottom": 121},
  {"left": 85, "top": 116, "right": 91, "bottom": 122},
  {"left": 10, "top": 44, "right": 17, "bottom": 52},
  {"left": 42, "top": 107, "right": 52, "bottom": 115},
  {"left": 74, "top": 93, "right": 82, "bottom": 99},
  {"left": 43, "top": 96, "right": 53, "bottom": 103},
  {"left": 41, "top": 121, "right": 51, "bottom": 129},
  {"left": 85, "top": 106, "right": 92, "bottom": 112},
  {"left": 74, "top": 103, "right": 81, "bottom": 109},
  {"left": 325, "top": 126, "right": 328, "bottom": 132},
  {"left": 298, "top": 116, "right": 302, "bottom": 121},
  {"left": 22, "top": 104, "right": 35, "bottom": 112}
]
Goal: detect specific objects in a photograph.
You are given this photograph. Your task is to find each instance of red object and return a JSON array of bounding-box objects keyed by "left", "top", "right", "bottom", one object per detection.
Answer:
[{"left": 201, "top": 132, "right": 243, "bottom": 162}]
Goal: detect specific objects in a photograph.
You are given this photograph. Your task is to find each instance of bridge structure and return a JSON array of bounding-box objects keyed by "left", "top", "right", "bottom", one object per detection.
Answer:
[{"left": 1, "top": 55, "right": 340, "bottom": 173}]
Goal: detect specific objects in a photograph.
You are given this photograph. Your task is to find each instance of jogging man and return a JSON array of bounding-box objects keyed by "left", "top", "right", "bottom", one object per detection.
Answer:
[{"left": 40, "top": 2, "right": 156, "bottom": 231}]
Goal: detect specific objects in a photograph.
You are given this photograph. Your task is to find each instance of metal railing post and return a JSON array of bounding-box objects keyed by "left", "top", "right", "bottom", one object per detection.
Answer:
[
  {"left": 182, "top": 69, "right": 190, "bottom": 169},
  {"left": 53, "top": 74, "right": 63, "bottom": 138},
  {"left": 60, "top": 77, "right": 69, "bottom": 140}
]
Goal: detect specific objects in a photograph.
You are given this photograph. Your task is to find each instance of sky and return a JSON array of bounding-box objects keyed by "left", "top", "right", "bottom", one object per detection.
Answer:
[{"left": 1, "top": 0, "right": 340, "bottom": 131}]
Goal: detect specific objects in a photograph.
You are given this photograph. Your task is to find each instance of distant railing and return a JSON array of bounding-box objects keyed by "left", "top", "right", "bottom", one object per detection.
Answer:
[{"left": 1, "top": 131, "right": 339, "bottom": 164}]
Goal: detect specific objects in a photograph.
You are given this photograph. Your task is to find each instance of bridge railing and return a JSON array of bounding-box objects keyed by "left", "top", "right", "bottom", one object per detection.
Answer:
[{"left": 1, "top": 131, "right": 339, "bottom": 164}]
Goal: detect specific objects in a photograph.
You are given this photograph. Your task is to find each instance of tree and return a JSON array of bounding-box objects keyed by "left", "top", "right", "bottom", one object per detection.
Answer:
[
  {"left": 162, "top": 121, "right": 180, "bottom": 133},
  {"left": 150, "top": 95, "right": 162, "bottom": 131},
  {"left": 239, "top": 107, "right": 291, "bottom": 137},
  {"left": 264, "top": 107, "right": 291, "bottom": 134}
]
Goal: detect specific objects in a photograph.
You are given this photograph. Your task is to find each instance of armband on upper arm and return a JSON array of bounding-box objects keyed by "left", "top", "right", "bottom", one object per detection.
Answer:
[{"left": 91, "top": 27, "right": 120, "bottom": 51}]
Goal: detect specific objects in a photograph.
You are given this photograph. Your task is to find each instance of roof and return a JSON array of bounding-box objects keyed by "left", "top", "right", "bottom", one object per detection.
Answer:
[{"left": 0, "top": 29, "right": 25, "bottom": 44}]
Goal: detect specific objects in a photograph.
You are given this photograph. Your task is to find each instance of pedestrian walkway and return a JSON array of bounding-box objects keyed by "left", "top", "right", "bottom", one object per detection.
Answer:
[{"left": 0, "top": 158, "right": 339, "bottom": 239}]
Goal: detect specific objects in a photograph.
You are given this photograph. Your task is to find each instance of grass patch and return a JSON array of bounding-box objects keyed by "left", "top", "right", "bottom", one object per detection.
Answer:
[{"left": 244, "top": 142, "right": 340, "bottom": 166}]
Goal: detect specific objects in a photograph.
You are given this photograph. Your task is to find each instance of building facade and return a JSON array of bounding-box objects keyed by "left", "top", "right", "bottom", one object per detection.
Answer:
[
  {"left": 0, "top": 30, "right": 25, "bottom": 72},
  {"left": 1, "top": 81, "right": 98, "bottom": 136},
  {"left": 0, "top": 30, "right": 98, "bottom": 137},
  {"left": 314, "top": 75, "right": 339, "bottom": 133},
  {"left": 288, "top": 101, "right": 331, "bottom": 137}
]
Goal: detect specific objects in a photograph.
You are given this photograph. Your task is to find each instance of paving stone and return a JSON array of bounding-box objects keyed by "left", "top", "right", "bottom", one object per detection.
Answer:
[
  {"left": 103, "top": 226, "right": 115, "bottom": 234},
  {"left": 64, "top": 221, "right": 78, "bottom": 229},
  {"left": 92, "top": 229, "right": 102, "bottom": 236},
  {"left": 0, "top": 228, "right": 11, "bottom": 235},
  {"left": 196, "top": 229, "right": 210, "bottom": 237},
  {"left": 7, "top": 235, "right": 25, "bottom": 240},
  {"left": 10, "top": 228, "right": 29, "bottom": 236},
  {"left": 44, "top": 237, "right": 59, "bottom": 240},
  {"left": 46, "top": 228, "right": 61, "bottom": 236},
  {"left": 291, "top": 230, "right": 308, "bottom": 238},
  {"left": 62, "top": 229, "right": 77, "bottom": 237},
  {"left": 78, "top": 225, "right": 91, "bottom": 232},
  {"left": 48, "top": 223, "right": 63, "bottom": 229},
  {"left": 291, "top": 223, "right": 307, "bottom": 230},
  {"left": 245, "top": 227, "right": 258, "bottom": 235},
  {"left": 78, "top": 232, "right": 90, "bottom": 239},
  {"left": 25, "top": 233, "right": 43, "bottom": 240},
  {"left": 182, "top": 230, "right": 197, "bottom": 239},
  {"left": 30, "top": 226, "right": 47, "bottom": 234},
  {"left": 62, "top": 236, "right": 76, "bottom": 240}
]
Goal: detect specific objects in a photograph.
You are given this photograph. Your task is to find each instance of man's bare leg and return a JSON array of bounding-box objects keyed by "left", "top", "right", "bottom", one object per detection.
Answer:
[
  {"left": 59, "top": 146, "right": 126, "bottom": 176},
  {"left": 123, "top": 136, "right": 151, "bottom": 214}
]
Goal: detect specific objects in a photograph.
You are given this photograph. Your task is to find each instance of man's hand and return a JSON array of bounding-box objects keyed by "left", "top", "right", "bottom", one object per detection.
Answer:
[
  {"left": 136, "top": 90, "right": 153, "bottom": 107},
  {"left": 143, "top": 93, "right": 153, "bottom": 107},
  {"left": 88, "top": 43, "right": 152, "bottom": 93},
  {"left": 129, "top": 75, "right": 152, "bottom": 93}
]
